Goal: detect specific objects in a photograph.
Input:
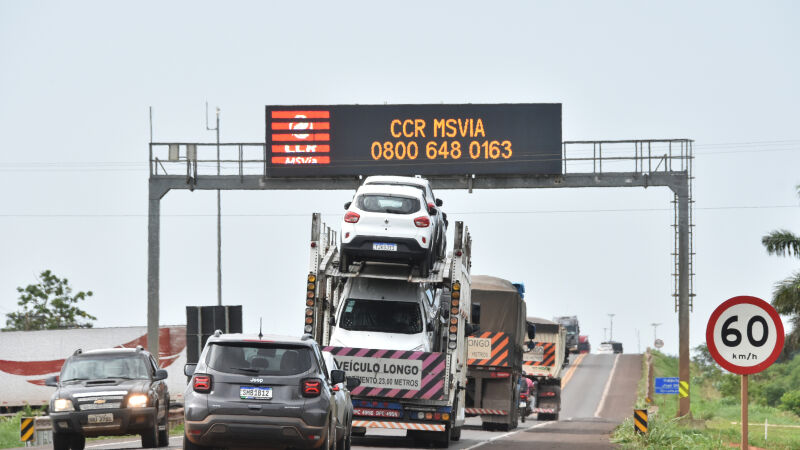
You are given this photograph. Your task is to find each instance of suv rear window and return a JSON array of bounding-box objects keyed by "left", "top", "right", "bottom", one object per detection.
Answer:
[
  {"left": 357, "top": 194, "right": 420, "bottom": 214},
  {"left": 206, "top": 343, "right": 313, "bottom": 376},
  {"left": 61, "top": 355, "right": 150, "bottom": 381},
  {"left": 340, "top": 299, "right": 422, "bottom": 334}
]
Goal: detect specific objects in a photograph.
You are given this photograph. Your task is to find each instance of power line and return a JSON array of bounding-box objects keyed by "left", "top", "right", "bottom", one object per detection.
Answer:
[{"left": 0, "top": 204, "right": 796, "bottom": 218}]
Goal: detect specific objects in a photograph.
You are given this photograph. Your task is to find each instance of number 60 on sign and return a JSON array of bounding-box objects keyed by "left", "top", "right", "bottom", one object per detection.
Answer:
[{"left": 706, "top": 296, "right": 784, "bottom": 375}]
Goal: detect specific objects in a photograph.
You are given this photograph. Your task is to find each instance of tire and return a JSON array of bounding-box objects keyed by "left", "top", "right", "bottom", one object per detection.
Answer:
[
  {"left": 141, "top": 416, "right": 159, "bottom": 448},
  {"left": 71, "top": 435, "right": 86, "bottom": 450},
  {"left": 339, "top": 251, "right": 350, "bottom": 273},
  {"left": 53, "top": 432, "right": 71, "bottom": 450},
  {"left": 183, "top": 433, "right": 210, "bottom": 450},
  {"left": 339, "top": 417, "right": 352, "bottom": 450},
  {"left": 325, "top": 416, "right": 335, "bottom": 450},
  {"left": 450, "top": 426, "right": 461, "bottom": 441},
  {"left": 157, "top": 402, "right": 169, "bottom": 447},
  {"left": 481, "top": 422, "right": 495, "bottom": 431}
]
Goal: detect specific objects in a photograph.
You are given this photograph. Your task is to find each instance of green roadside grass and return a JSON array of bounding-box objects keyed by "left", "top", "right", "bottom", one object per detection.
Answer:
[{"left": 611, "top": 350, "right": 800, "bottom": 449}]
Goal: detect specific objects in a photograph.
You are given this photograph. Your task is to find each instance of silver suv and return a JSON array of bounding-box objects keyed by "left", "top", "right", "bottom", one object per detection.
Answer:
[{"left": 183, "top": 332, "right": 358, "bottom": 450}]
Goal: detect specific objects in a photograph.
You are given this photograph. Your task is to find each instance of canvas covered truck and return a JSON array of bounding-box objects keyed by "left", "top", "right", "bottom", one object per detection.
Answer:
[
  {"left": 0, "top": 326, "right": 187, "bottom": 412},
  {"left": 523, "top": 317, "right": 567, "bottom": 421},
  {"left": 464, "top": 275, "right": 527, "bottom": 431},
  {"left": 304, "top": 213, "right": 473, "bottom": 447}
]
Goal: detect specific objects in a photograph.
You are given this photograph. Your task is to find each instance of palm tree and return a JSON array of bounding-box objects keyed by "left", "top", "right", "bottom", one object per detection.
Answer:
[{"left": 761, "top": 185, "right": 800, "bottom": 358}]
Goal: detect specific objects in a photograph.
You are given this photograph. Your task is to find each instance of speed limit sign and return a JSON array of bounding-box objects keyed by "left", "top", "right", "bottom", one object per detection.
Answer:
[{"left": 706, "top": 296, "right": 784, "bottom": 375}]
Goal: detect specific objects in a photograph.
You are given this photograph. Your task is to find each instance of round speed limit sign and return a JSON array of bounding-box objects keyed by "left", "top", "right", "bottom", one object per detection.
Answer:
[{"left": 706, "top": 296, "right": 784, "bottom": 375}]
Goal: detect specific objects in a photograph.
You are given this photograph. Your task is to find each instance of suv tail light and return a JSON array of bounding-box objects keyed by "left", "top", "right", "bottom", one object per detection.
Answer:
[
  {"left": 302, "top": 379, "right": 322, "bottom": 397},
  {"left": 344, "top": 212, "right": 360, "bottom": 223},
  {"left": 414, "top": 216, "right": 430, "bottom": 228},
  {"left": 193, "top": 374, "right": 212, "bottom": 393}
]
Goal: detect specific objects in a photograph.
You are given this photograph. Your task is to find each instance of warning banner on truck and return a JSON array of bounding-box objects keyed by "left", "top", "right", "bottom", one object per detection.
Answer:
[
  {"left": 523, "top": 342, "right": 556, "bottom": 367},
  {"left": 467, "top": 332, "right": 510, "bottom": 367},
  {"left": 324, "top": 347, "right": 445, "bottom": 400}
]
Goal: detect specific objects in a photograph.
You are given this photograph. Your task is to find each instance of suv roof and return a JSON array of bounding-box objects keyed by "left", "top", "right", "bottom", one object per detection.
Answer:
[
  {"left": 363, "top": 175, "right": 430, "bottom": 187},
  {"left": 355, "top": 184, "right": 425, "bottom": 199},
  {"left": 77, "top": 347, "right": 148, "bottom": 357},
  {"left": 204, "top": 332, "right": 315, "bottom": 347}
]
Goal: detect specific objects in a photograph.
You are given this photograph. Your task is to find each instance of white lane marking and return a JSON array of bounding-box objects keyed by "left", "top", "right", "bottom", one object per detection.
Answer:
[
  {"left": 86, "top": 435, "right": 181, "bottom": 448},
  {"left": 462, "top": 421, "right": 553, "bottom": 450},
  {"left": 594, "top": 354, "right": 620, "bottom": 418}
]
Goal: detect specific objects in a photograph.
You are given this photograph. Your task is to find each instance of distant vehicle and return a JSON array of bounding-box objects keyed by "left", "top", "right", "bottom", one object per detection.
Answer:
[
  {"left": 523, "top": 317, "right": 568, "bottom": 421},
  {"left": 46, "top": 346, "right": 170, "bottom": 450},
  {"left": 553, "top": 316, "right": 580, "bottom": 354},
  {"left": 609, "top": 341, "right": 623, "bottom": 354},
  {"left": 578, "top": 335, "right": 591, "bottom": 354},
  {"left": 340, "top": 184, "right": 439, "bottom": 276},
  {"left": 183, "top": 332, "right": 357, "bottom": 450},
  {"left": 597, "top": 343, "right": 614, "bottom": 354},
  {"left": 362, "top": 175, "right": 448, "bottom": 259}
]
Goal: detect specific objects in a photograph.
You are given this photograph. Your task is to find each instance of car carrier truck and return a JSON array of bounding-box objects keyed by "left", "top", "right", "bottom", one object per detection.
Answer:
[
  {"left": 523, "top": 317, "right": 567, "bottom": 421},
  {"left": 304, "top": 213, "right": 473, "bottom": 447},
  {"left": 464, "top": 275, "right": 527, "bottom": 431}
]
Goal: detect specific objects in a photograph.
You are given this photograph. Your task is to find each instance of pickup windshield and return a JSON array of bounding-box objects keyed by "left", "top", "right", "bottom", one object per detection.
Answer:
[
  {"left": 61, "top": 355, "right": 150, "bottom": 381},
  {"left": 339, "top": 299, "right": 423, "bottom": 334}
]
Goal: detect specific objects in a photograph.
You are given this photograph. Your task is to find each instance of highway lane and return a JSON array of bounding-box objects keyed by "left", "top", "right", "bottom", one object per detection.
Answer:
[{"left": 16, "top": 353, "right": 639, "bottom": 449}]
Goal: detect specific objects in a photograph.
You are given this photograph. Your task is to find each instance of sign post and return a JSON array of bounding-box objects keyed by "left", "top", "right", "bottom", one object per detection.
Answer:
[{"left": 706, "top": 296, "right": 784, "bottom": 450}]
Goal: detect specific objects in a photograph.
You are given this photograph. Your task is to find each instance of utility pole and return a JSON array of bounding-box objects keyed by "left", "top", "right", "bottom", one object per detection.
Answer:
[
  {"left": 651, "top": 322, "right": 662, "bottom": 343},
  {"left": 206, "top": 103, "right": 222, "bottom": 306},
  {"left": 636, "top": 329, "right": 641, "bottom": 354},
  {"left": 608, "top": 313, "right": 615, "bottom": 341}
]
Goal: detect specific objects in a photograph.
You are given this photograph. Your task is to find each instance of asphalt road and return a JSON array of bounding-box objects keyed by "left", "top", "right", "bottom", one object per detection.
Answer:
[{"left": 20, "top": 353, "right": 640, "bottom": 449}]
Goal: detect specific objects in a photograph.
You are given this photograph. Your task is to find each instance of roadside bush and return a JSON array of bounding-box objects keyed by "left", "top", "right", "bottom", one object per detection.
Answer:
[
  {"left": 718, "top": 373, "right": 739, "bottom": 399},
  {"left": 780, "top": 390, "right": 800, "bottom": 416}
]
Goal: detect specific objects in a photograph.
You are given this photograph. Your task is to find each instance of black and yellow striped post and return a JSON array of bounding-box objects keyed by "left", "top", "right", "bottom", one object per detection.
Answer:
[
  {"left": 679, "top": 381, "right": 689, "bottom": 399},
  {"left": 20, "top": 417, "right": 34, "bottom": 442},
  {"left": 634, "top": 409, "right": 648, "bottom": 435}
]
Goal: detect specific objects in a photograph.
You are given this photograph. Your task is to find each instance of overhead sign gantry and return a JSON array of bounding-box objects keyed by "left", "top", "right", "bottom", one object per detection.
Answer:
[{"left": 148, "top": 103, "right": 695, "bottom": 416}]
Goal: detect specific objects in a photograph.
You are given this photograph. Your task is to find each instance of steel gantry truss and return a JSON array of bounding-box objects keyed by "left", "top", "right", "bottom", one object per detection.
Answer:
[{"left": 147, "top": 138, "right": 695, "bottom": 416}]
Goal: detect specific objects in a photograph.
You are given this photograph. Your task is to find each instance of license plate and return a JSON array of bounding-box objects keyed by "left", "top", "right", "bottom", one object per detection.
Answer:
[
  {"left": 240, "top": 386, "right": 272, "bottom": 400},
  {"left": 88, "top": 413, "right": 113, "bottom": 424},
  {"left": 353, "top": 407, "right": 402, "bottom": 418},
  {"left": 519, "top": 401, "right": 527, "bottom": 408},
  {"left": 373, "top": 242, "right": 397, "bottom": 251}
]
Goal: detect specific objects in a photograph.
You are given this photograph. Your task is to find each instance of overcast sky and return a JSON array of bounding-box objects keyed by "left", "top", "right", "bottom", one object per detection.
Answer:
[{"left": 1, "top": 1, "right": 799, "bottom": 358}]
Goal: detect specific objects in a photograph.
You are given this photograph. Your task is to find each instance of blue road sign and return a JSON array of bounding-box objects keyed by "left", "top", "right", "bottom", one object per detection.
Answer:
[{"left": 655, "top": 377, "right": 680, "bottom": 394}]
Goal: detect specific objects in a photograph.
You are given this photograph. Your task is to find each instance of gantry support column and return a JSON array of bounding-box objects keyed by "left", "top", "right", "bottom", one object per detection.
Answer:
[
  {"left": 147, "top": 181, "right": 169, "bottom": 362},
  {"left": 675, "top": 182, "right": 691, "bottom": 417}
]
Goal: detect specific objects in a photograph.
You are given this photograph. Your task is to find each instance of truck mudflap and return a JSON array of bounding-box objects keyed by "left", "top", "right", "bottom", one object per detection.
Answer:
[
  {"left": 324, "top": 347, "right": 446, "bottom": 400},
  {"left": 352, "top": 420, "right": 446, "bottom": 431},
  {"left": 467, "top": 332, "right": 511, "bottom": 367},
  {"left": 464, "top": 408, "right": 507, "bottom": 416}
]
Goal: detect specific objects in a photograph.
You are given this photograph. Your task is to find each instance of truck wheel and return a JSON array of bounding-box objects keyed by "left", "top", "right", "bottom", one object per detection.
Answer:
[{"left": 450, "top": 426, "right": 461, "bottom": 441}]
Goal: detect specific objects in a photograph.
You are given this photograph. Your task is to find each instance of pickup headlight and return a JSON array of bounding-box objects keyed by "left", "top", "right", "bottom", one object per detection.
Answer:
[
  {"left": 53, "top": 398, "right": 74, "bottom": 412},
  {"left": 127, "top": 394, "right": 148, "bottom": 408}
]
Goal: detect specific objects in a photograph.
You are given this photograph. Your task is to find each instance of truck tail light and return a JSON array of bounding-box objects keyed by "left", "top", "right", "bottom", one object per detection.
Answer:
[
  {"left": 302, "top": 379, "right": 322, "bottom": 397},
  {"left": 193, "top": 374, "right": 212, "bottom": 393},
  {"left": 344, "top": 212, "right": 360, "bottom": 223},
  {"left": 414, "top": 216, "right": 430, "bottom": 227},
  {"left": 490, "top": 371, "right": 511, "bottom": 378}
]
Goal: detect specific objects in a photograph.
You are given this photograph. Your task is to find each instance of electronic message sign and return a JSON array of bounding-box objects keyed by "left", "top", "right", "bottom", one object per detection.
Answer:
[{"left": 265, "top": 104, "right": 561, "bottom": 177}]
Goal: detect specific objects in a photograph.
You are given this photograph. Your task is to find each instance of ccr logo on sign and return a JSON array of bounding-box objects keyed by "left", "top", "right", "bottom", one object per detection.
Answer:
[{"left": 706, "top": 296, "right": 784, "bottom": 375}]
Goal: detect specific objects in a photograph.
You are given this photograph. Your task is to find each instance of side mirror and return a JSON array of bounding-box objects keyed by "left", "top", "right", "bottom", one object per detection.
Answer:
[
  {"left": 427, "top": 319, "right": 435, "bottom": 331},
  {"left": 465, "top": 323, "right": 480, "bottom": 335},
  {"left": 184, "top": 363, "right": 197, "bottom": 377},
  {"left": 436, "top": 199, "right": 443, "bottom": 207},
  {"left": 527, "top": 323, "right": 536, "bottom": 340},
  {"left": 331, "top": 369, "right": 346, "bottom": 385},
  {"left": 44, "top": 375, "right": 59, "bottom": 387},
  {"left": 427, "top": 203, "right": 437, "bottom": 215},
  {"left": 471, "top": 303, "right": 481, "bottom": 326},
  {"left": 154, "top": 369, "right": 168, "bottom": 381},
  {"left": 344, "top": 201, "right": 352, "bottom": 210},
  {"left": 346, "top": 376, "right": 361, "bottom": 390}
]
